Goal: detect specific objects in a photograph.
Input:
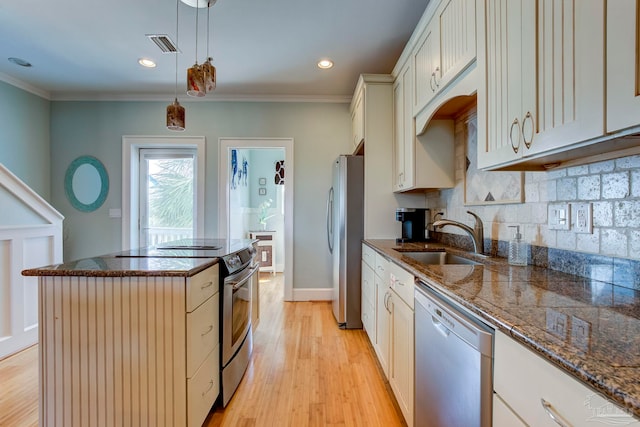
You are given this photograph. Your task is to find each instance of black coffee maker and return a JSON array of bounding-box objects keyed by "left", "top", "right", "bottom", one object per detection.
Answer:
[{"left": 396, "top": 208, "right": 429, "bottom": 243}]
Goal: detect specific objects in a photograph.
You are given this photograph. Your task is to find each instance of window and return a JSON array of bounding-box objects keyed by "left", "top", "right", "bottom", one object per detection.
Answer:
[{"left": 139, "top": 149, "right": 196, "bottom": 246}]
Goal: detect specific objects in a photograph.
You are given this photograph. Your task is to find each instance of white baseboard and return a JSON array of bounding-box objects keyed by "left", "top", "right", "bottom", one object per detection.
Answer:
[{"left": 292, "top": 288, "right": 333, "bottom": 301}]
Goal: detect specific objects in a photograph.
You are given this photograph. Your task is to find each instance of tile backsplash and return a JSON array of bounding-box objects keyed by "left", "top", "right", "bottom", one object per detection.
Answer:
[{"left": 426, "top": 112, "right": 640, "bottom": 264}]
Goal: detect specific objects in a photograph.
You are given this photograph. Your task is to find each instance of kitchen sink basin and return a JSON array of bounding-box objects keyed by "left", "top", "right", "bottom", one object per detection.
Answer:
[{"left": 397, "top": 251, "right": 480, "bottom": 266}]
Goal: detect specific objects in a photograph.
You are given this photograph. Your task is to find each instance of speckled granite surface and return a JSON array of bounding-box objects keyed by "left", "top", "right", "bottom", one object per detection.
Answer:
[
  {"left": 21, "top": 255, "right": 219, "bottom": 277},
  {"left": 365, "top": 239, "right": 640, "bottom": 419},
  {"left": 21, "top": 239, "right": 255, "bottom": 277}
]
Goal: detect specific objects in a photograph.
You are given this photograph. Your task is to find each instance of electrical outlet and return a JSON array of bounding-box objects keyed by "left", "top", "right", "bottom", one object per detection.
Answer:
[
  {"left": 548, "top": 203, "right": 570, "bottom": 230},
  {"left": 546, "top": 308, "right": 568, "bottom": 339},
  {"left": 571, "top": 315, "right": 591, "bottom": 352},
  {"left": 572, "top": 202, "right": 593, "bottom": 234}
]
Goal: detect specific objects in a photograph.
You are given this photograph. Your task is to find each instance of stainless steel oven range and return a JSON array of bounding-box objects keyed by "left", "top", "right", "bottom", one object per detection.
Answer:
[{"left": 219, "top": 246, "right": 258, "bottom": 406}]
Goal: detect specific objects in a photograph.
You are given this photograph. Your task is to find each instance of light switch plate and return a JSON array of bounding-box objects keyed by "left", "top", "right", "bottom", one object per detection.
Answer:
[
  {"left": 548, "top": 203, "right": 570, "bottom": 230},
  {"left": 571, "top": 202, "right": 593, "bottom": 234}
]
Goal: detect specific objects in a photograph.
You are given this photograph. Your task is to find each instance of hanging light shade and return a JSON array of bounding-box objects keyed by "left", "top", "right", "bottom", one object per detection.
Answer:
[
  {"left": 167, "top": 98, "right": 185, "bottom": 131},
  {"left": 167, "top": 0, "right": 185, "bottom": 131},
  {"left": 187, "top": 63, "right": 206, "bottom": 96},
  {"left": 202, "top": 57, "right": 216, "bottom": 92}
]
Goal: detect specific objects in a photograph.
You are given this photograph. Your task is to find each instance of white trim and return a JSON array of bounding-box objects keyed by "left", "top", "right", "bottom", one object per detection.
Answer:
[
  {"left": 292, "top": 288, "right": 332, "bottom": 301},
  {"left": 219, "top": 138, "right": 295, "bottom": 301},
  {"left": 0, "top": 164, "right": 64, "bottom": 223},
  {"left": 0, "top": 72, "right": 51, "bottom": 100},
  {"left": 121, "top": 136, "right": 205, "bottom": 250},
  {"left": 51, "top": 93, "right": 352, "bottom": 103}
]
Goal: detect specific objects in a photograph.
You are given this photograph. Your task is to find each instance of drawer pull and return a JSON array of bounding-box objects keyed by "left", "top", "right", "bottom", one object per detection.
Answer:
[
  {"left": 540, "top": 398, "right": 569, "bottom": 427},
  {"left": 202, "top": 379, "right": 214, "bottom": 396},
  {"left": 200, "top": 281, "right": 213, "bottom": 290},
  {"left": 201, "top": 324, "right": 214, "bottom": 336}
]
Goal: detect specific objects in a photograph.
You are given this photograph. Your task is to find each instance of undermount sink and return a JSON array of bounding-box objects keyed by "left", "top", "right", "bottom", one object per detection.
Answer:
[{"left": 397, "top": 251, "right": 480, "bottom": 266}]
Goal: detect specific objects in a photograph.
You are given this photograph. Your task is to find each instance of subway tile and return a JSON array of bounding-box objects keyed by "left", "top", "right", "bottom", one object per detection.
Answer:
[
  {"left": 567, "top": 165, "right": 590, "bottom": 176},
  {"left": 546, "top": 168, "right": 567, "bottom": 180},
  {"left": 630, "top": 230, "right": 640, "bottom": 256},
  {"left": 557, "top": 177, "right": 577, "bottom": 200},
  {"left": 602, "top": 172, "right": 630, "bottom": 199},
  {"left": 614, "top": 201, "right": 640, "bottom": 227},
  {"left": 556, "top": 230, "right": 577, "bottom": 250},
  {"left": 631, "top": 170, "right": 640, "bottom": 198},
  {"left": 615, "top": 155, "right": 640, "bottom": 170},
  {"left": 576, "top": 229, "right": 600, "bottom": 254},
  {"left": 525, "top": 181, "right": 540, "bottom": 203},
  {"left": 601, "top": 229, "right": 628, "bottom": 257},
  {"left": 589, "top": 160, "right": 615, "bottom": 174},
  {"left": 592, "top": 201, "right": 613, "bottom": 227},
  {"left": 577, "top": 175, "right": 600, "bottom": 200}
]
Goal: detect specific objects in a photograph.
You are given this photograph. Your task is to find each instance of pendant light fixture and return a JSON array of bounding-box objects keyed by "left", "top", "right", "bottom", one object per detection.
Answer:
[
  {"left": 167, "top": 0, "right": 185, "bottom": 131},
  {"left": 186, "top": 0, "right": 215, "bottom": 97},
  {"left": 202, "top": 1, "right": 216, "bottom": 93},
  {"left": 186, "top": 1, "right": 205, "bottom": 97}
]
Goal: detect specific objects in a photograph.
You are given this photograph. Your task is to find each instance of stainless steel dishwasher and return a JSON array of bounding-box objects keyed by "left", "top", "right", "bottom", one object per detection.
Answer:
[{"left": 414, "top": 281, "right": 494, "bottom": 427}]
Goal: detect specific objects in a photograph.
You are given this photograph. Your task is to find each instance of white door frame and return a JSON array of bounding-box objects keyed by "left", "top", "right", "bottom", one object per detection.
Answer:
[
  {"left": 218, "top": 138, "right": 294, "bottom": 301},
  {"left": 122, "top": 136, "right": 206, "bottom": 251}
]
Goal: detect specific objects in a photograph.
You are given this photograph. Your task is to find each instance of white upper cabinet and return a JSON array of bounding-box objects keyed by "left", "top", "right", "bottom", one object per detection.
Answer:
[
  {"left": 393, "top": 62, "right": 415, "bottom": 191},
  {"left": 607, "top": 0, "right": 640, "bottom": 133},
  {"left": 351, "top": 86, "right": 365, "bottom": 149},
  {"left": 413, "top": 0, "right": 477, "bottom": 117},
  {"left": 478, "top": 0, "right": 605, "bottom": 170}
]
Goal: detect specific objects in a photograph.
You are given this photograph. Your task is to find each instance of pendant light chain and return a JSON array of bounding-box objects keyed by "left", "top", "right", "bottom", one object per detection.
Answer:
[
  {"left": 195, "top": 2, "right": 199, "bottom": 63},
  {"left": 175, "top": 0, "right": 179, "bottom": 97},
  {"left": 207, "top": 1, "right": 211, "bottom": 59}
]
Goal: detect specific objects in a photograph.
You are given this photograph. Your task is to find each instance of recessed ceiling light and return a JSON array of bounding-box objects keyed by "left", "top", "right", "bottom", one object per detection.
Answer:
[
  {"left": 8, "top": 57, "right": 32, "bottom": 67},
  {"left": 317, "top": 59, "right": 334, "bottom": 69},
  {"left": 138, "top": 58, "right": 157, "bottom": 68}
]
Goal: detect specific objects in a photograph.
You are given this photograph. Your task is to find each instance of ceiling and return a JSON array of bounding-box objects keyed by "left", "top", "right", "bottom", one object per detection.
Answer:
[{"left": 0, "top": 0, "right": 430, "bottom": 101}]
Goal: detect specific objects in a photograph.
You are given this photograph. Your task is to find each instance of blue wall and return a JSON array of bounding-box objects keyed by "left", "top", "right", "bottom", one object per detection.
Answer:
[{"left": 0, "top": 81, "right": 51, "bottom": 199}]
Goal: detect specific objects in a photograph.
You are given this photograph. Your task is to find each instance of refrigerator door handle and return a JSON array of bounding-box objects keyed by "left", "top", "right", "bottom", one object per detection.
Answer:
[{"left": 326, "top": 186, "right": 334, "bottom": 253}]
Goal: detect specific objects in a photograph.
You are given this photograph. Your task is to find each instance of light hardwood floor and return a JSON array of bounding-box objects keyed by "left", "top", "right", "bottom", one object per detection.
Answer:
[{"left": 0, "top": 273, "right": 404, "bottom": 427}]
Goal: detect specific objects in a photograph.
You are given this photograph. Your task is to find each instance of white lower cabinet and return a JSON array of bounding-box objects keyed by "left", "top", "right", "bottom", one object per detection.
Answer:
[
  {"left": 388, "top": 289, "right": 414, "bottom": 427},
  {"left": 494, "top": 330, "right": 640, "bottom": 426},
  {"left": 493, "top": 393, "right": 526, "bottom": 427},
  {"left": 361, "top": 245, "right": 414, "bottom": 427}
]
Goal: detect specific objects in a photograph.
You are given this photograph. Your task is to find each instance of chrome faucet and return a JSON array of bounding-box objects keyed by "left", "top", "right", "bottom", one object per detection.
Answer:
[{"left": 433, "top": 211, "right": 485, "bottom": 254}]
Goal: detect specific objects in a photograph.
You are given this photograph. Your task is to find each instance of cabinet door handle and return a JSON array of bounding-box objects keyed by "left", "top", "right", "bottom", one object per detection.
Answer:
[
  {"left": 202, "top": 379, "right": 215, "bottom": 397},
  {"left": 200, "top": 281, "right": 213, "bottom": 290},
  {"left": 522, "top": 111, "right": 535, "bottom": 149},
  {"left": 540, "top": 398, "right": 569, "bottom": 427},
  {"left": 509, "top": 118, "right": 521, "bottom": 154},
  {"left": 433, "top": 66, "right": 440, "bottom": 88},
  {"left": 429, "top": 73, "right": 436, "bottom": 92},
  {"left": 201, "top": 324, "right": 214, "bottom": 336}
]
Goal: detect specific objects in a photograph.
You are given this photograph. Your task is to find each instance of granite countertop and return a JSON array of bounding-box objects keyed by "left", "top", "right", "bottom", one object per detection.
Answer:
[
  {"left": 364, "top": 239, "right": 640, "bottom": 419},
  {"left": 21, "top": 238, "right": 255, "bottom": 277}
]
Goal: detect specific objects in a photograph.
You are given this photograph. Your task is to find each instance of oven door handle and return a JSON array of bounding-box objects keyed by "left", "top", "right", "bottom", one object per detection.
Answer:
[{"left": 227, "top": 264, "right": 260, "bottom": 290}]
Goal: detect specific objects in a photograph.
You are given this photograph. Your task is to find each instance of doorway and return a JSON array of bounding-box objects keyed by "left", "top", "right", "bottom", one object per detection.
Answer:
[{"left": 219, "top": 138, "right": 293, "bottom": 301}]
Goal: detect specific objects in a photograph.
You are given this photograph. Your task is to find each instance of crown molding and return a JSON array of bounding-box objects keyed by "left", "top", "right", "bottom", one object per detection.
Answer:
[
  {"left": 0, "top": 72, "right": 51, "bottom": 100},
  {"left": 0, "top": 73, "right": 352, "bottom": 103},
  {"left": 50, "top": 92, "right": 352, "bottom": 103}
]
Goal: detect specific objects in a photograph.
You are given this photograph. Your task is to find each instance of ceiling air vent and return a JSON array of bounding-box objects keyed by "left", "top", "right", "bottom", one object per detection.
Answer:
[{"left": 146, "top": 34, "right": 179, "bottom": 53}]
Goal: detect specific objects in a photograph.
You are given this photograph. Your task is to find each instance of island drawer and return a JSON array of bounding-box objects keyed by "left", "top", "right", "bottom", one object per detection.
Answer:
[
  {"left": 187, "top": 263, "right": 219, "bottom": 312},
  {"left": 186, "top": 292, "right": 219, "bottom": 378},
  {"left": 187, "top": 346, "right": 220, "bottom": 427}
]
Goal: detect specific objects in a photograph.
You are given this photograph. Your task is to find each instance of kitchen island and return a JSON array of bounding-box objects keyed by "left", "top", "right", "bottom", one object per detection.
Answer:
[
  {"left": 22, "top": 238, "right": 254, "bottom": 427},
  {"left": 365, "top": 239, "right": 640, "bottom": 422}
]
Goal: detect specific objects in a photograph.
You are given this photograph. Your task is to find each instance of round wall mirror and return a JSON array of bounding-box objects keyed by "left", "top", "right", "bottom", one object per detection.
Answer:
[{"left": 64, "top": 156, "right": 109, "bottom": 212}]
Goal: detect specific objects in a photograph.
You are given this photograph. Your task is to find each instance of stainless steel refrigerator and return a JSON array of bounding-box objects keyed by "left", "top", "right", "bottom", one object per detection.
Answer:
[{"left": 326, "top": 155, "right": 364, "bottom": 329}]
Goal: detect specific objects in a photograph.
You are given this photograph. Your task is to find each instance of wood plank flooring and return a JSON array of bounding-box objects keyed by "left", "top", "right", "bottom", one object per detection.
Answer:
[{"left": 0, "top": 273, "right": 404, "bottom": 427}]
